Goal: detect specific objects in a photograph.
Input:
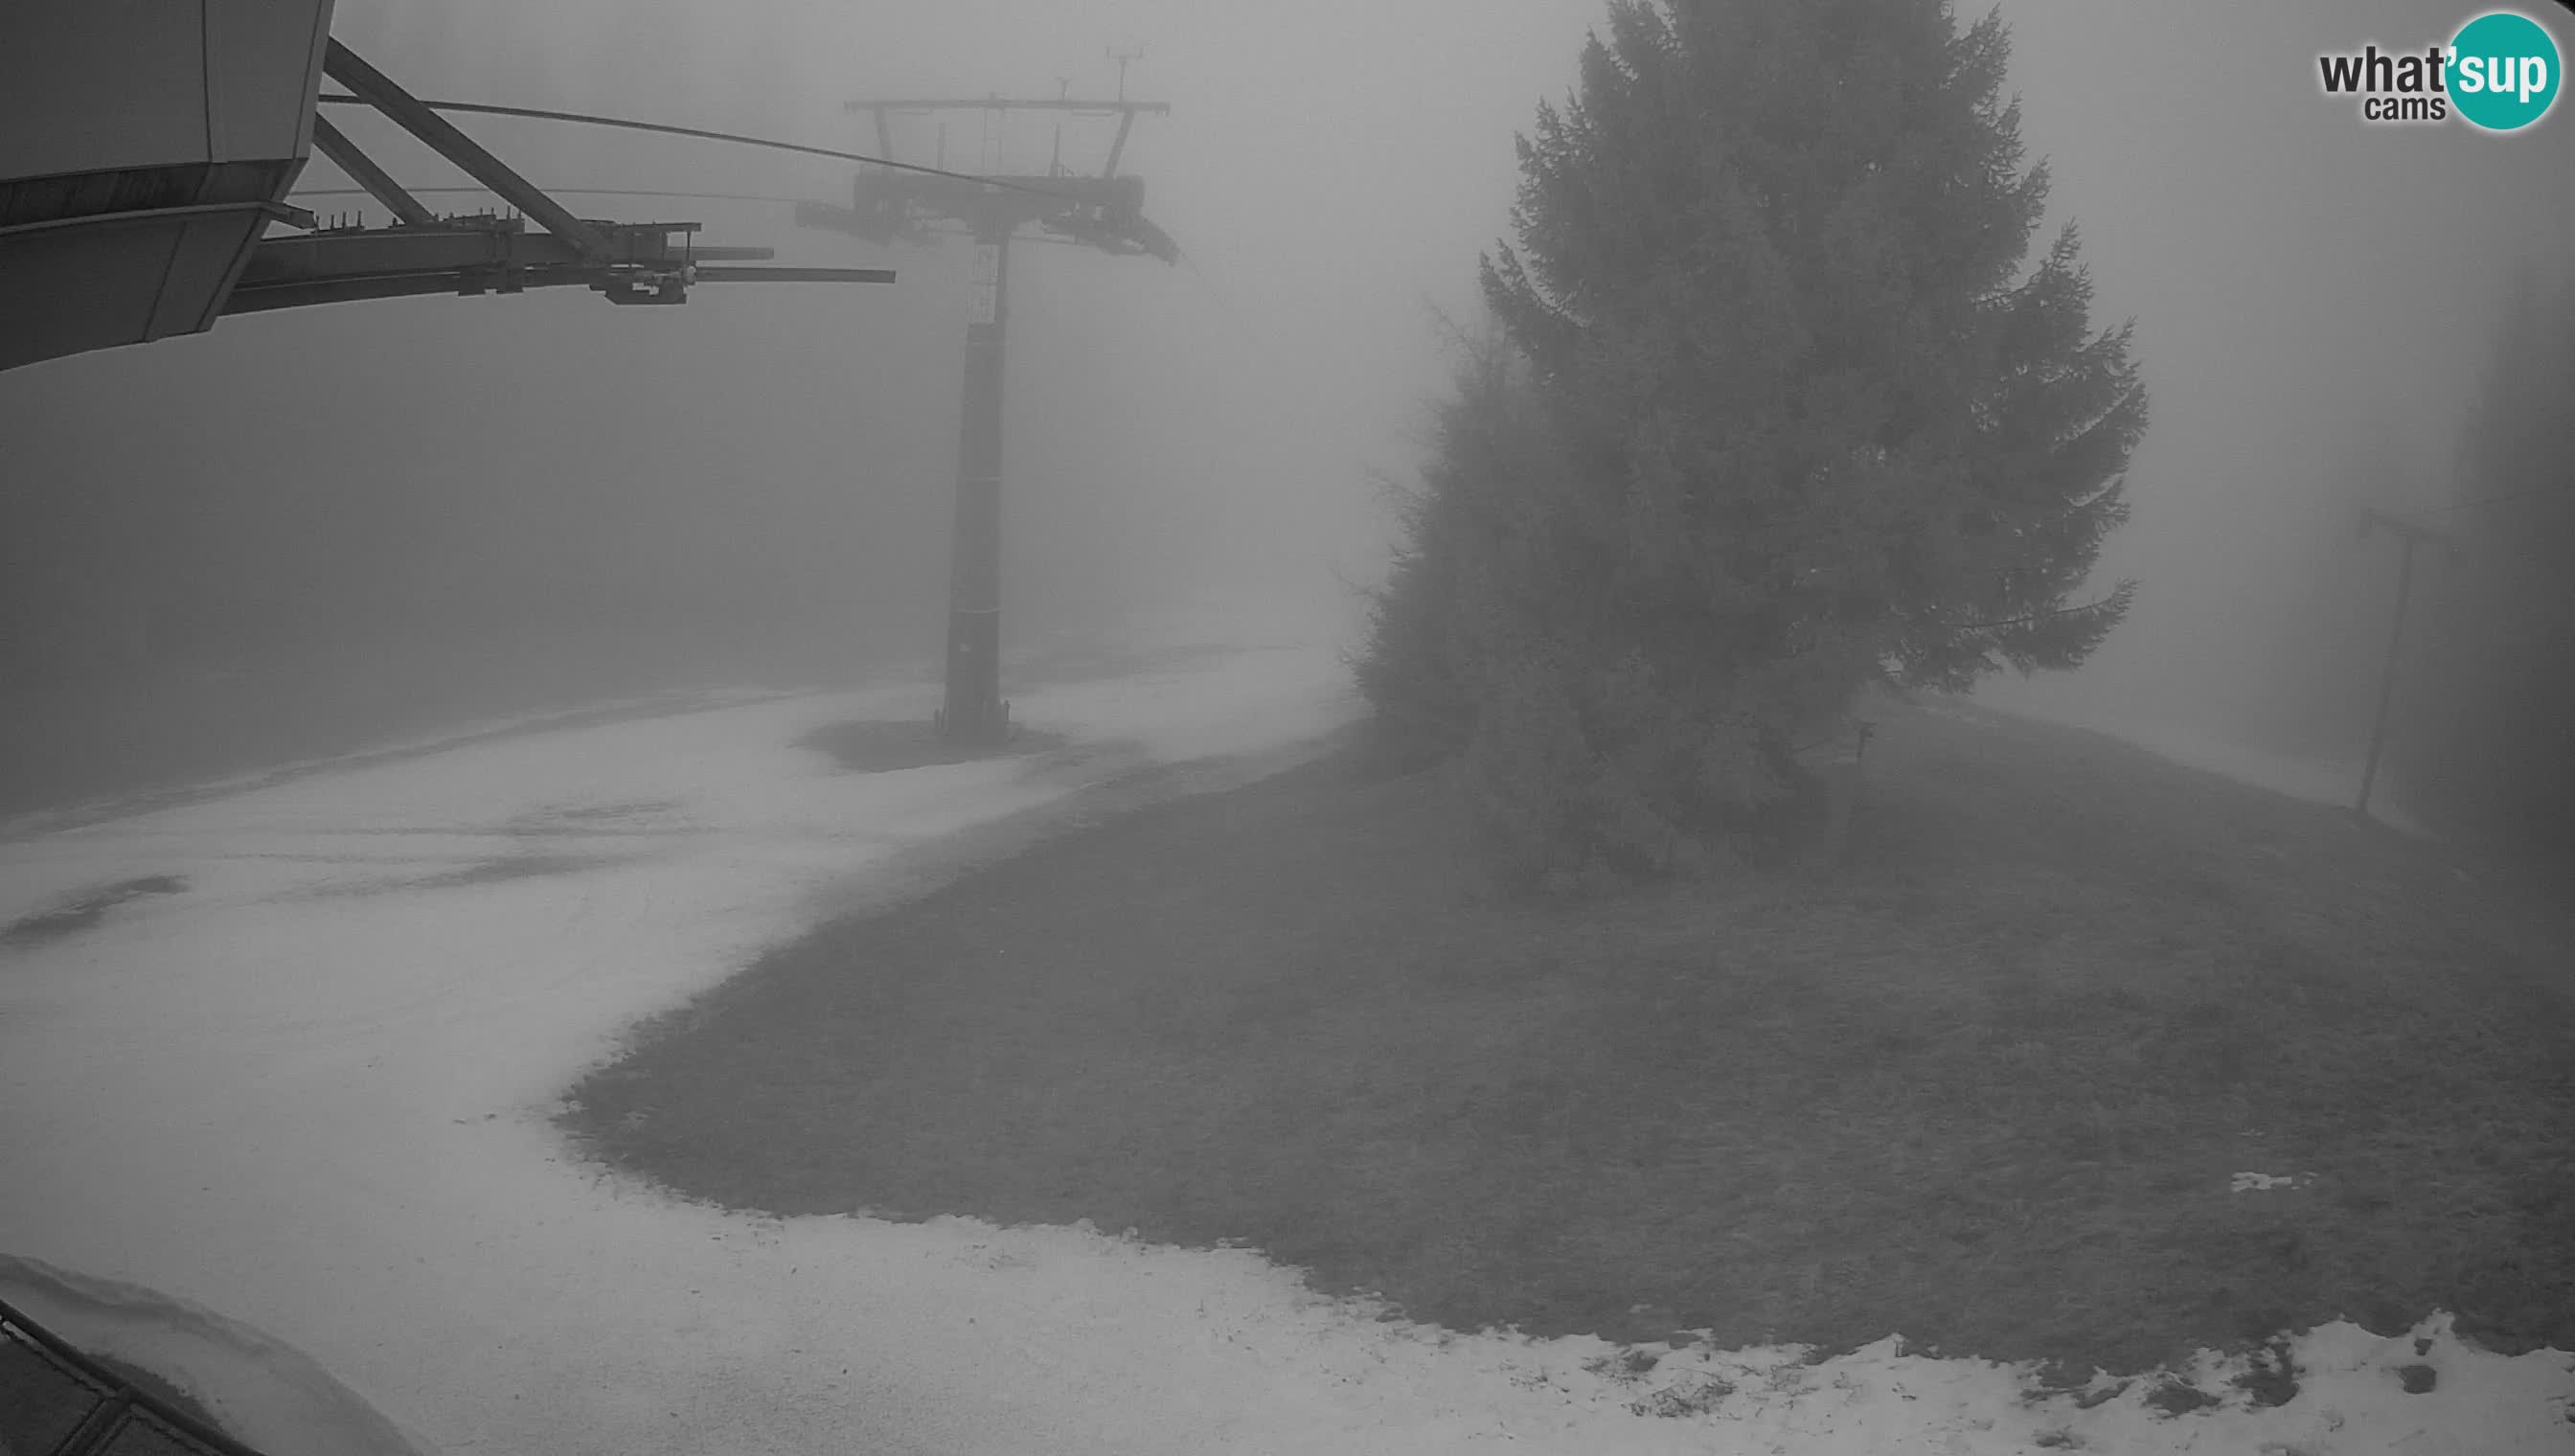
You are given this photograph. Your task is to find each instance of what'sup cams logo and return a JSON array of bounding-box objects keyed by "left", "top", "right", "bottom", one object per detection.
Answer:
[{"left": 2317, "top": 9, "right": 2563, "bottom": 130}]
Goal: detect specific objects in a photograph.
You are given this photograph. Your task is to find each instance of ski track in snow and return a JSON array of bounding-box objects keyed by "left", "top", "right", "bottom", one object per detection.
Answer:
[{"left": 3, "top": 644, "right": 2568, "bottom": 1455}]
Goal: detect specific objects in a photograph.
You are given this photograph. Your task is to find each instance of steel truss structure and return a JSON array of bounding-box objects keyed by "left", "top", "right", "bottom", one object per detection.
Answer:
[
  {"left": 0, "top": 21, "right": 893, "bottom": 373},
  {"left": 798, "top": 87, "right": 1176, "bottom": 743}
]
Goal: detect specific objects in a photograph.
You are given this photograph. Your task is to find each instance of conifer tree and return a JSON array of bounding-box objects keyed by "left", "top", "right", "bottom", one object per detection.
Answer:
[{"left": 1365, "top": 0, "right": 2146, "bottom": 887}]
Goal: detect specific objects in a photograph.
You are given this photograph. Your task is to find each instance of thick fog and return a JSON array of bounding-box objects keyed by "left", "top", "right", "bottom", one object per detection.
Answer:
[
  {"left": 1986, "top": 0, "right": 2575, "bottom": 758},
  {"left": 3, "top": 0, "right": 2570, "bottom": 806}
]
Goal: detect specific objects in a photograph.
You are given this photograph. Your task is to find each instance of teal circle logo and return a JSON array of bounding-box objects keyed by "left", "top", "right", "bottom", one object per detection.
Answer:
[{"left": 2449, "top": 11, "right": 2562, "bottom": 131}]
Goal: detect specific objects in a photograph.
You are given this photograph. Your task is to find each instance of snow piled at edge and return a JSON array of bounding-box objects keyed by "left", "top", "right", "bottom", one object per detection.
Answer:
[{"left": 0, "top": 641, "right": 2565, "bottom": 1456}]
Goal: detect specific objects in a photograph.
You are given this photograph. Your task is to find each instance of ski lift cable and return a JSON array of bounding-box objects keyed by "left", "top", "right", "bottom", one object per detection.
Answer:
[{"left": 311, "top": 94, "right": 1067, "bottom": 198}]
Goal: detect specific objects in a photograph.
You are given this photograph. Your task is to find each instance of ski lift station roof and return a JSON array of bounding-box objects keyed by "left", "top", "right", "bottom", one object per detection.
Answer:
[
  {"left": 0, "top": 4, "right": 334, "bottom": 373},
  {"left": 1, "top": 5, "right": 894, "bottom": 376}
]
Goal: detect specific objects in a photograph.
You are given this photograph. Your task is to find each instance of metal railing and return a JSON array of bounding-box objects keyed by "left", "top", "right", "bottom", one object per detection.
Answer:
[{"left": 0, "top": 1295, "right": 267, "bottom": 1456}]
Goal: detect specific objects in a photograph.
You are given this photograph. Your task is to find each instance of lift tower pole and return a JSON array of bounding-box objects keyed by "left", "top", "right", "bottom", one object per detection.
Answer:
[
  {"left": 799, "top": 84, "right": 1175, "bottom": 745},
  {"left": 951, "top": 206, "right": 1014, "bottom": 741},
  {"left": 2352, "top": 507, "right": 2451, "bottom": 823}
]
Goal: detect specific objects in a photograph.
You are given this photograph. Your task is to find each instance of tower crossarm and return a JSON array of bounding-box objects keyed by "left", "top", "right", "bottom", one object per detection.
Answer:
[{"left": 842, "top": 99, "right": 1171, "bottom": 117}]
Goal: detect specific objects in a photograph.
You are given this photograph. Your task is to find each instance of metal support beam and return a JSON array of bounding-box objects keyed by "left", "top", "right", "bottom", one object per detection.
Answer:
[
  {"left": 223, "top": 262, "right": 892, "bottom": 315},
  {"left": 693, "top": 264, "right": 894, "bottom": 284},
  {"left": 225, "top": 211, "right": 886, "bottom": 316},
  {"left": 812, "top": 171, "right": 1174, "bottom": 261},
  {"left": 810, "top": 93, "right": 1174, "bottom": 745},
  {"left": 940, "top": 221, "right": 1013, "bottom": 744},
  {"left": 1104, "top": 107, "right": 1138, "bottom": 178},
  {"left": 308, "top": 115, "right": 437, "bottom": 227},
  {"left": 2353, "top": 508, "right": 2451, "bottom": 823},
  {"left": 242, "top": 218, "right": 664, "bottom": 286},
  {"left": 322, "top": 39, "right": 613, "bottom": 259}
]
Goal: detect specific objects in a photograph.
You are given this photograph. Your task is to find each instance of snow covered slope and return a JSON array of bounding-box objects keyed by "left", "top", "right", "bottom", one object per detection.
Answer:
[{"left": 2, "top": 645, "right": 2565, "bottom": 1454}]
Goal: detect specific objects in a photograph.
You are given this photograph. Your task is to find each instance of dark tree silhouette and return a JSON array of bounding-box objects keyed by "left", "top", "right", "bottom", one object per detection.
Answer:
[{"left": 1363, "top": 0, "right": 2146, "bottom": 888}]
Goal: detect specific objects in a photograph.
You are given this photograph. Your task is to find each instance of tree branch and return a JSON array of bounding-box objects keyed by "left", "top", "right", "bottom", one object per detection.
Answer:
[{"left": 1930, "top": 586, "right": 2132, "bottom": 634}]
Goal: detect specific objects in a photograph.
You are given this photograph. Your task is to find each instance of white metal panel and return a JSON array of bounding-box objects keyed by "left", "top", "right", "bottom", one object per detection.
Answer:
[
  {"left": 0, "top": 220, "right": 187, "bottom": 370},
  {"left": 0, "top": 4, "right": 209, "bottom": 180},
  {"left": 0, "top": 204, "right": 279, "bottom": 371},
  {"left": 0, "top": 1, "right": 331, "bottom": 183},
  {"left": 205, "top": 0, "right": 334, "bottom": 164},
  {"left": 147, "top": 209, "right": 270, "bottom": 336}
]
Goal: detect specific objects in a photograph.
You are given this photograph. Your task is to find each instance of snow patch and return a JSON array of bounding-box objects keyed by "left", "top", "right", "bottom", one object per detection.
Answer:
[{"left": 2, "top": 645, "right": 2564, "bottom": 1455}]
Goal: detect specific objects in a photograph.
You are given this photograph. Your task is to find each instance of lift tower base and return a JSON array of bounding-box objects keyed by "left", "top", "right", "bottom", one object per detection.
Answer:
[{"left": 797, "top": 90, "right": 1175, "bottom": 747}]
